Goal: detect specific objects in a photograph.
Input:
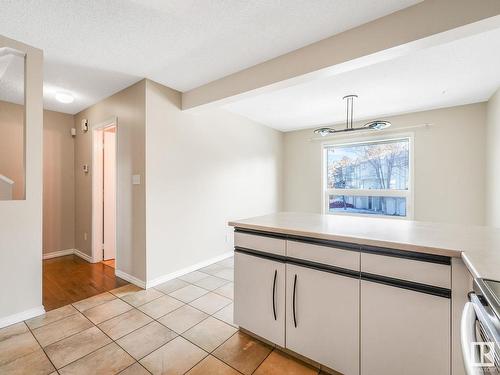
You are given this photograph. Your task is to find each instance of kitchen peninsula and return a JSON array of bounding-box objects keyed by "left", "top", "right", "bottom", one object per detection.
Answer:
[{"left": 229, "top": 212, "right": 500, "bottom": 375}]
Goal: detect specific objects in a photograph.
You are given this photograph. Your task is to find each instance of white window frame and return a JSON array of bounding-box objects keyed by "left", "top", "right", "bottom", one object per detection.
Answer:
[{"left": 321, "top": 133, "right": 414, "bottom": 219}]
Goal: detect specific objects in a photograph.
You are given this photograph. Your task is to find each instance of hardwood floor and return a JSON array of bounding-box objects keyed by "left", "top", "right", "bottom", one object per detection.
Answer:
[
  {"left": 102, "top": 259, "right": 115, "bottom": 268},
  {"left": 43, "top": 255, "right": 128, "bottom": 311}
]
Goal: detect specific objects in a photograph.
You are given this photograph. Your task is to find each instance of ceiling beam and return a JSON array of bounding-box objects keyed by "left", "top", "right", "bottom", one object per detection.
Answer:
[{"left": 182, "top": 0, "right": 500, "bottom": 111}]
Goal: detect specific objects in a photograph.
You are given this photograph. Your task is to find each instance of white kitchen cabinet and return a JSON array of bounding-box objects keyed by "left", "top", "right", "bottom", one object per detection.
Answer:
[
  {"left": 234, "top": 251, "right": 286, "bottom": 346},
  {"left": 360, "top": 280, "right": 450, "bottom": 375},
  {"left": 286, "top": 264, "right": 360, "bottom": 375}
]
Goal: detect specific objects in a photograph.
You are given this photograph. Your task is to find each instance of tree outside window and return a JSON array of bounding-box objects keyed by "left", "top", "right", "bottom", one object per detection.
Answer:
[{"left": 324, "top": 138, "right": 411, "bottom": 217}]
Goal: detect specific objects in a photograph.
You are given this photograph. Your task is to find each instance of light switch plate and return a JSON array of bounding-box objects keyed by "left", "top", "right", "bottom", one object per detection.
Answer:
[{"left": 132, "top": 174, "right": 141, "bottom": 185}]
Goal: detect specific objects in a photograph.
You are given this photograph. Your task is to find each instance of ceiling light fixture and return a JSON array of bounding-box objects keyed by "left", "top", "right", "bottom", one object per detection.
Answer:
[
  {"left": 313, "top": 95, "right": 391, "bottom": 136},
  {"left": 55, "top": 91, "right": 74, "bottom": 104}
]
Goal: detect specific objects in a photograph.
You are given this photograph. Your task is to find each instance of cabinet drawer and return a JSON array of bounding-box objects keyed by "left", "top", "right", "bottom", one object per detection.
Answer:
[
  {"left": 361, "top": 252, "right": 451, "bottom": 288},
  {"left": 234, "top": 231, "right": 285, "bottom": 256},
  {"left": 287, "top": 240, "right": 359, "bottom": 271}
]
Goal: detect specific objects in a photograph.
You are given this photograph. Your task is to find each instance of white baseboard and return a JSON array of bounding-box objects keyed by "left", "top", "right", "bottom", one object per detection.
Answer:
[
  {"left": 42, "top": 248, "right": 96, "bottom": 263},
  {"left": 74, "top": 249, "right": 95, "bottom": 263},
  {"left": 115, "top": 269, "right": 146, "bottom": 289},
  {"left": 146, "top": 251, "right": 234, "bottom": 289},
  {"left": 43, "top": 249, "right": 75, "bottom": 260},
  {"left": 0, "top": 306, "right": 45, "bottom": 329}
]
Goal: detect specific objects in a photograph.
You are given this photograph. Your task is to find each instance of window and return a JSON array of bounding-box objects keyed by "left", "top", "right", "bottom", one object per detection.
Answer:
[{"left": 323, "top": 137, "right": 412, "bottom": 218}]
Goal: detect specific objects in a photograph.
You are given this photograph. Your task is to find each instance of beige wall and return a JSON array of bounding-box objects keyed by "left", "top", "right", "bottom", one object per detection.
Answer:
[
  {"left": 145, "top": 79, "right": 283, "bottom": 283},
  {"left": 43, "top": 109, "right": 75, "bottom": 253},
  {"left": 0, "top": 101, "right": 25, "bottom": 200},
  {"left": 1, "top": 101, "right": 75, "bottom": 254},
  {"left": 74, "top": 80, "right": 146, "bottom": 281},
  {"left": 0, "top": 35, "right": 43, "bottom": 325},
  {"left": 486, "top": 88, "right": 500, "bottom": 228},
  {"left": 283, "top": 103, "right": 486, "bottom": 226}
]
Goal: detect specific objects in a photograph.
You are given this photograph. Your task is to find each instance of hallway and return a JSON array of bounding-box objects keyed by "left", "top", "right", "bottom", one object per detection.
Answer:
[{"left": 43, "top": 255, "right": 128, "bottom": 311}]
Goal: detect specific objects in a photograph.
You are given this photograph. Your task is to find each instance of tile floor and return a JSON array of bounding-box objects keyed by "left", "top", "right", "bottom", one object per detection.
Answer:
[{"left": 0, "top": 256, "right": 326, "bottom": 375}]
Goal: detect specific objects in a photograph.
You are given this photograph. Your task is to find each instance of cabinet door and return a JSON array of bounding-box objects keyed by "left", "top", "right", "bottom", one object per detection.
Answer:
[
  {"left": 286, "top": 264, "right": 359, "bottom": 375},
  {"left": 234, "top": 252, "right": 285, "bottom": 346},
  {"left": 361, "top": 280, "right": 450, "bottom": 375}
]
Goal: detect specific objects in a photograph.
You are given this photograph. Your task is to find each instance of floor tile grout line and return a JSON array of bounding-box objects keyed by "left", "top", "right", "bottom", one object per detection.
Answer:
[
  {"left": 55, "top": 295, "right": 164, "bottom": 372},
  {"left": 140, "top": 284, "right": 204, "bottom": 309},
  {"left": 82, "top": 286, "right": 230, "bottom": 364},
  {"left": 119, "top": 288, "right": 168, "bottom": 308},
  {"left": 0, "top": 323, "right": 45, "bottom": 368},
  {"left": 179, "top": 263, "right": 276, "bottom": 374},
  {"left": 57, "top": 314, "right": 165, "bottom": 374},
  {"left": 117, "top": 361, "right": 152, "bottom": 375},
  {"left": 98, "top": 313, "right": 154, "bottom": 342},
  {"left": 186, "top": 296, "right": 232, "bottom": 316},
  {"left": 251, "top": 347, "right": 276, "bottom": 375},
  {"left": 24, "top": 319, "right": 59, "bottom": 373},
  {"left": 71, "top": 291, "right": 118, "bottom": 313},
  {"left": 197, "top": 329, "right": 260, "bottom": 375},
  {"left": 83, "top": 302, "right": 135, "bottom": 326},
  {"left": 111, "top": 295, "right": 206, "bottom": 363},
  {"left": 155, "top": 268, "right": 233, "bottom": 293},
  {"left": 133, "top": 288, "right": 238, "bottom": 373},
  {"left": 54, "top": 266, "right": 235, "bottom": 373},
  {"left": 155, "top": 307, "right": 211, "bottom": 334},
  {"left": 8, "top": 261, "right": 235, "bottom": 373},
  {"left": 26, "top": 307, "right": 80, "bottom": 331},
  {"left": 103, "top": 313, "right": 165, "bottom": 365},
  {"left": 208, "top": 312, "right": 238, "bottom": 329},
  {"left": 31, "top": 315, "right": 99, "bottom": 352},
  {"left": 192, "top": 275, "right": 232, "bottom": 289},
  {"left": 52, "top": 307, "right": 130, "bottom": 371},
  {"left": 30, "top": 311, "right": 110, "bottom": 350}
]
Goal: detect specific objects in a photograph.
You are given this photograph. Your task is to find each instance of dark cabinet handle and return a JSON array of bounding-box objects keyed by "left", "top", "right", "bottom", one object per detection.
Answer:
[
  {"left": 272, "top": 270, "right": 277, "bottom": 320},
  {"left": 292, "top": 274, "right": 297, "bottom": 328}
]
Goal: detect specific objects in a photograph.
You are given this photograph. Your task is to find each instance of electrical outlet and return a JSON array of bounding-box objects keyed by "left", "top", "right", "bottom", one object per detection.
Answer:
[{"left": 84, "top": 232, "right": 87, "bottom": 241}]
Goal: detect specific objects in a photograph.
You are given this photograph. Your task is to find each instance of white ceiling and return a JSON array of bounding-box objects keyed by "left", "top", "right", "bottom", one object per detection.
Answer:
[
  {"left": 0, "top": 49, "right": 24, "bottom": 105},
  {"left": 0, "top": 0, "right": 419, "bottom": 114},
  {"left": 224, "top": 27, "right": 500, "bottom": 131}
]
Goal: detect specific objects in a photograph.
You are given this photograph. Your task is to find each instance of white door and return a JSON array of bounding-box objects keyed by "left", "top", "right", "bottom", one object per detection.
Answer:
[
  {"left": 286, "top": 264, "right": 360, "bottom": 375},
  {"left": 361, "top": 280, "right": 450, "bottom": 375},
  {"left": 103, "top": 128, "right": 116, "bottom": 260},
  {"left": 234, "top": 251, "right": 285, "bottom": 346}
]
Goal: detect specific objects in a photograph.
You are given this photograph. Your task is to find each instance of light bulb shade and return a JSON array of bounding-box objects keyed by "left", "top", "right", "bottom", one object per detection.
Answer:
[
  {"left": 364, "top": 120, "right": 391, "bottom": 130},
  {"left": 313, "top": 127, "right": 335, "bottom": 137},
  {"left": 55, "top": 92, "right": 74, "bottom": 104}
]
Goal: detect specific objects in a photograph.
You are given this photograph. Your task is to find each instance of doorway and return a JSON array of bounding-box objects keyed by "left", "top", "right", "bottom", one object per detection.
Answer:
[
  {"left": 42, "top": 116, "right": 125, "bottom": 311},
  {"left": 92, "top": 119, "right": 117, "bottom": 268}
]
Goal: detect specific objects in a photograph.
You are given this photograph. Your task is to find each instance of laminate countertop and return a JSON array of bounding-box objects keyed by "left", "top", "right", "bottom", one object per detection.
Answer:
[{"left": 228, "top": 212, "right": 500, "bottom": 282}]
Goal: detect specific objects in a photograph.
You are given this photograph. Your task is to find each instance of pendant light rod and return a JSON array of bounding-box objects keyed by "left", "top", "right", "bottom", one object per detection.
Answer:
[
  {"left": 313, "top": 94, "right": 391, "bottom": 137},
  {"left": 343, "top": 94, "right": 357, "bottom": 129}
]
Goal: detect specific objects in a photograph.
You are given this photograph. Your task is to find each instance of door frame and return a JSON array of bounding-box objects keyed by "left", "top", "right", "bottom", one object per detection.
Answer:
[{"left": 91, "top": 117, "right": 117, "bottom": 264}]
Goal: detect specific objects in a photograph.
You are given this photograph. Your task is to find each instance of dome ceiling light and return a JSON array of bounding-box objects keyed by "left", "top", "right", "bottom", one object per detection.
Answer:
[
  {"left": 313, "top": 95, "right": 391, "bottom": 136},
  {"left": 55, "top": 91, "right": 74, "bottom": 104}
]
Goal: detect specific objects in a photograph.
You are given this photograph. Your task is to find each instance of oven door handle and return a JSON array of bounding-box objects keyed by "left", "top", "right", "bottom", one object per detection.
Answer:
[
  {"left": 470, "top": 293, "right": 500, "bottom": 345},
  {"left": 461, "top": 300, "right": 482, "bottom": 375}
]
